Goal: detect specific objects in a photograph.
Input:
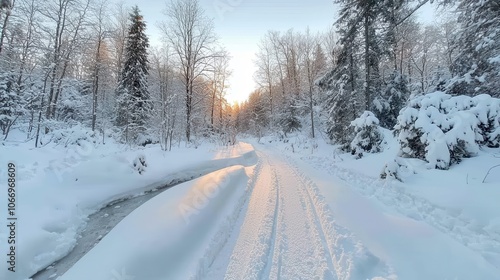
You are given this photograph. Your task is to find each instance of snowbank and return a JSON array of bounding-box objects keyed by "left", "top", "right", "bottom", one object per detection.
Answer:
[
  {"left": 0, "top": 130, "right": 256, "bottom": 280},
  {"left": 59, "top": 165, "right": 254, "bottom": 280}
]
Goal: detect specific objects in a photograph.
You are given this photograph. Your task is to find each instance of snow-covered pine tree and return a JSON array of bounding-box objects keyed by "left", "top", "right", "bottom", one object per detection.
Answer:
[
  {"left": 321, "top": 72, "right": 358, "bottom": 146},
  {"left": 374, "top": 71, "right": 410, "bottom": 129},
  {"left": 115, "top": 6, "right": 151, "bottom": 144},
  {"left": 448, "top": 0, "right": 500, "bottom": 97},
  {"left": 57, "top": 80, "right": 91, "bottom": 124},
  {"left": 319, "top": 38, "right": 362, "bottom": 146},
  {"left": 319, "top": 1, "right": 363, "bottom": 146},
  {"left": 333, "top": 0, "right": 385, "bottom": 111},
  {"left": 350, "top": 111, "right": 383, "bottom": 158},
  {"left": 247, "top": 90, "right": 268, "bottom": 138},
  {"left": 278, "top": 97, "right": 301, "bottom": 137},
  {"left": 394, "top": 92, "right": 500, "bottom": 170},
  {"left": 0, "top": 70, "right": 20, "bottom": 137}
]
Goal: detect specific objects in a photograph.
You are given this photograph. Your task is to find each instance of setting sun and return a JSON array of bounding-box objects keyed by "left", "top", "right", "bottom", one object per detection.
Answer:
[{"left": 226, "top": 51, "right": 258, "bottom": 104}]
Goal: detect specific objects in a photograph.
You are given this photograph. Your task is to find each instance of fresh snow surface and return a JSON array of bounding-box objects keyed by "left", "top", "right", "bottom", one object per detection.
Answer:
[
  {"left": 59, "top": 133, "right": 499, "bottom": 279},
  {"left": 245, "top": 132, "right": 500, "bottom": 279},
  {"left": 2, "top": 129, "right": 500, "bottom": 280},
  {"left": 59, "top": 165, "right": 255, "bottom": 280},
  {"left": 0, "top": 129, "right": 255, "bottom": 280},
  {"left": 60, "top": 145, "right": 393, "bottom": 280}
]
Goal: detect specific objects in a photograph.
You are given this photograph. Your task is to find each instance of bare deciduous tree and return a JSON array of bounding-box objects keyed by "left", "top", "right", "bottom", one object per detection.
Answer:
[
  {"left": 41, "top": 0, "right": 91, "bottom": 127},
  {"left": 161, "top": 0, "right": 218, "bottom": 142}
]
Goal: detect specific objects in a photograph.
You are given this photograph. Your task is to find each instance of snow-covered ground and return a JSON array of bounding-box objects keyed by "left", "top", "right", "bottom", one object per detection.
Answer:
[
  {"left": 60, "top": 165, "right": 255, "bottom": 280},
  {"left": 56, "top": 132, "right": 500, "bottom": 279},
  {"left": 1, "top": 128, "right": 499, "bottom": 280},
  {"left": 250, "top": 131, "right": 500, "bottom": 279},
  {"left": 0, "top": 130, "right": 255, "bottom": 280}
]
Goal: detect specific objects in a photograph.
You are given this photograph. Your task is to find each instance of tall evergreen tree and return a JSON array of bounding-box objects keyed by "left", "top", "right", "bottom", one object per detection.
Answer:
[
  {"left": 0, "top": 70, "right": 19, "bottom": 137},
  {"left": 449, "top": 0, "right": 500, "bottom": 97},
  {"left": 333, "top": 0, "right": 386, "bottom": 111},
  {"left": 319, "top": 42, "right": 362, "bottom": 145},
  {"left": 328, "top": 0, "right": 416, "bottom": 133},
  {"left": 320, "top": 1, "right": 364, "bottom": 145},
  {"left": 115, "top": 6, "right": 151, "bottom": 143}
]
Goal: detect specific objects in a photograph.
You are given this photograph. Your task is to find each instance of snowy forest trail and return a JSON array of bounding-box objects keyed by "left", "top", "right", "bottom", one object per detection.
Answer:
[
  {"left": 28, "top": 142, "right": 500, "bottom": 280},
  {"left": 205, "top": 148, "right": 392, "bottom": 280}
]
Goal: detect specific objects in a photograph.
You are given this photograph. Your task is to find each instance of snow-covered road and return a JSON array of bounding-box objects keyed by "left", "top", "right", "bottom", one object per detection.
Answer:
[
  {"left": 206, "top": 149, "right": 392, "bottom": 280},
  {"left": 56, "top": 142, "right": 500, "bottom": 280}
]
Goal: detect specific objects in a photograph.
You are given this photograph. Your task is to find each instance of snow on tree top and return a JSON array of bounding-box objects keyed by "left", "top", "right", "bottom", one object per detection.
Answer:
[
  {"left": 351, "top": 111, "right": 380, "bottom": 129},
  {"left": 395, "top": 91, "right": 500, "bottom": 169}
]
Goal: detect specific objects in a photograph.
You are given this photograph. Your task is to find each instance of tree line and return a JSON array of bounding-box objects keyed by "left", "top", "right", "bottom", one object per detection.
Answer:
[
  {"left": 0, "top": 0, "right": 234, "bottom": 148},
  {"left": 1, "top": 0, "right": 498, "bottom": 150},
  {"left": 237, "top": 0, "right": 499, "bottom": 147}
]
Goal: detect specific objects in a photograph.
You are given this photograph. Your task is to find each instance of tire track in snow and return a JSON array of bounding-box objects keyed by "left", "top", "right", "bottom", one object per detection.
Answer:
[
  {"left": 303, "top": 155, "right": 500, "bottom": 270},
  {"left": 298, "top": 173, "right": 341, "bottom": 279},
  {"left": 260, "top": 164, "right": 283, "bottom": 280},
  {"left": 269, "top": 159, "right": 333, "bottom": 280},
  {"left": 213, "top": 149, "right": 392, "bottom": 280},
  {"left": 288, "top": 160, "right": 394, "bottom": 279},
  {"left": 216, "top": 152, "right": 281, "bottom": 280}
]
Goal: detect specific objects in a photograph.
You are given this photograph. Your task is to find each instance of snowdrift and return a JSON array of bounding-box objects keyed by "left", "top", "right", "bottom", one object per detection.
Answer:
[
  {"left": 0, "top": 137, "right": 256, "bottom": 280},
  {"left": 59, "top": 165, "right": 254, "bottom": 280}
]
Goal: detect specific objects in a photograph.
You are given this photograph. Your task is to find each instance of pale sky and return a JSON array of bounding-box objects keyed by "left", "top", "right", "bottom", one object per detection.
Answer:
[{"left": 125, "top": 0, "right": 437, "bottom": 104}]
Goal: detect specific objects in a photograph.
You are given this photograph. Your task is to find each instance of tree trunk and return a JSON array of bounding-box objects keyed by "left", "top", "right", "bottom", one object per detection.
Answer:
[
  {"left": 35, "top": 96, "right": 44, "bottom": 148},
  {"left": 185, "top": 76, "right": 191, "bottom": 142},
  {"left": 364, "top": 13, "right": 371, "bottom": 111},
  {"left": 0, "top": 4, "right": 11, "bottom": 54},
  {"left": 310, "top": 88, "right": 315, "bottom": 138},
  {"left": 92, "top": 37, "right": 102, "bottom": 132},
  {"left": 211, "top": 81, "right": 216, "bottom": 127}
]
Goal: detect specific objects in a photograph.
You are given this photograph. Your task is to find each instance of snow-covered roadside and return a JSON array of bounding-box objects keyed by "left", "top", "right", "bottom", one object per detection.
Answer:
[
  {"left": 0, "top": 130, "right": 255, "bottom": 280},
  {"left": 59, "top": 165, "right": 255, "bottom": 280},
  {"left": 204, "top": 149, "right": 395, "bottom": 280},
  {"left": 249, "top": 132, "right": 500, "bottom": 278}
]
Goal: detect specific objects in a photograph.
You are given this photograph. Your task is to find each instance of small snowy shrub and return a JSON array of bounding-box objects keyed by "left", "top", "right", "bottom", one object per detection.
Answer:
[
  {"left": 51, "top": 124, "right": 97, "bottom": 147},
  {"left": 380, "top": 160, "right": 403, "bottom": 182},
  {"left": 278, "top": 99, "right": 302, "bottom": 136},
  {"left": 133, "top": 154, "right": 147, "bottom": 175},
  {"left": 136, "top": 133, "right": 158, "bottom": 147},
  {"left": 394, "top": 92, "right": 500, "bottom": 169},
  {"left": 349, "top": 111, "right": 383, "bottom": 158},
  {"left": 380, "top": 157, "right": 415, "bottom": 182}
]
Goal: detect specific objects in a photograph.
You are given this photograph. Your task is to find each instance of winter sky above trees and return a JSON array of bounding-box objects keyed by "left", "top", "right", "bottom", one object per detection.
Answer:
[{"left": 122, "top": 0, "right": 438, "bottom": 104}]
